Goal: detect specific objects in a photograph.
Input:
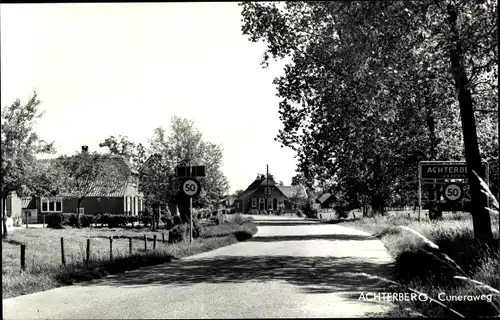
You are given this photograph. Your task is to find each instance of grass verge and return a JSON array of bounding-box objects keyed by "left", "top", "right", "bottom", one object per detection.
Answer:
[
  {"left": 2, "top": 216, "right": 258, "bottom": 299},
  {"left": 342, "top": 207, "right": 499, "bottom": 318}
]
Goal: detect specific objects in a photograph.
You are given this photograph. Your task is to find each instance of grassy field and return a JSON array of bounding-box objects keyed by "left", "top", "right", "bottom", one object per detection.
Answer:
[
  {"left": 341, "top": 208, "right": 500, "bottom": 318},
  {"left": 2, "top": 218, "right": 258, "bottom": 299}
]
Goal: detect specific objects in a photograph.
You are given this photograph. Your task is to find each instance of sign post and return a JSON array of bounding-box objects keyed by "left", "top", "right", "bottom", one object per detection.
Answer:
[
  {"left": 418, "top": 161, "right": 489, "bottom": 220},
  {"left": 178, "top": 165, "right": 205, "bottom": 244}
]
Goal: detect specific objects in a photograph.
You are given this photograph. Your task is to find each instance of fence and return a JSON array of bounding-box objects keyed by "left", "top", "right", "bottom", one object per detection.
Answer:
[{"left": 15, "top": 232, "right": 170, "bottom": 272}]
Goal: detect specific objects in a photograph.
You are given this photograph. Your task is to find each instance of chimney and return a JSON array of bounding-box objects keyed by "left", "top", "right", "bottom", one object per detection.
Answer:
[{"left": 82, "top": 145, "right": 89, "bottom": 153}]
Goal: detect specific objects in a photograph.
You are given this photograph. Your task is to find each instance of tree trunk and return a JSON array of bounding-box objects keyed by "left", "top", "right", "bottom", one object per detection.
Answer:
[
  {"left": 370, "top": 193, "right": 385, "bottom": 216},
  {"left": 446, "top": 4, "right": 493, "bottom": 245},
  {"left": 1, "top": 192, "right": 7, "bottom": 238},
  {"left": 176, "top": 192, "right": 191, "bottom": 224}
]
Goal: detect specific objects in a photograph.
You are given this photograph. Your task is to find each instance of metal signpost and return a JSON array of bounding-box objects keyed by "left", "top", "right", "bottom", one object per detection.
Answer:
[
  {"left": 177, "top": 165, "right": 205, "bottom": 243},
  {"left": 418, "top": 161, "right": 489, "bottom": 222}
]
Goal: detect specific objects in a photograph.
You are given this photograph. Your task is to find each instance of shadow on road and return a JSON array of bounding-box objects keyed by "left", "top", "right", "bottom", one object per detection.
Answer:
[
  {"left": 248, "top": 234, "right": 375, "bottom": 242},
  {"left": 87, "top": 255, "right": 395, "bottom": 294}
]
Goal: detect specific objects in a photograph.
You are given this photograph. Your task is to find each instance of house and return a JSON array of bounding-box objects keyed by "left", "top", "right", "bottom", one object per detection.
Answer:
[
  {"left": 215, "top": 195, "right": 236, "bottom": 213},
  {"left": 23, "top": 147, "right": 144, "bottom": 223},
  {"left": 233, "top": 174, "right": 308, "bottom": 213},
  {"left": 315, "top": 193, "right": 337, "bottom": 209},
  {"left": 2, "top": 192, "right": 24, "bottom": 227}
]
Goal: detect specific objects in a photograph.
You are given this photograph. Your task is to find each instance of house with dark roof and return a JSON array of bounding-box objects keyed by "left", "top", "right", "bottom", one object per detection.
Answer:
[
  {"left": 21, "top": 146, "right": 144, "bottom": 223},
  {"left": 315, "top": 193, "right": 337, "bottom": 209},
  {"left": 233, "top": 174, "right": 308, "bottom": 213}
]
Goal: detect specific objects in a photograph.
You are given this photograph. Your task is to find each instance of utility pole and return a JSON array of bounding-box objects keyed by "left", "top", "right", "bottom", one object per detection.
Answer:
[{"left": 266, "top": 164, "right": 269, "bottom": 214}]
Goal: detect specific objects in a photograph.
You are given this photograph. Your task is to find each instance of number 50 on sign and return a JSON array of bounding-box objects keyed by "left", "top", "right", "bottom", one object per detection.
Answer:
[
  {"left": 442, "top": 183, "right": 463, "bottom": 202},
  {"left": 182, "top": 178, "right": 201, "bottom": 197}
]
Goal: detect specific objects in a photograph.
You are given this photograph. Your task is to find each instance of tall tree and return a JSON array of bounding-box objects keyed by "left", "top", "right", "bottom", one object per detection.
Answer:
[
  {"left": 1, "top": 91, "right": 54, "bottom": 237},
  {"left": 99, "top": 135, "right": 147, "bottom": 172},
  {"left": 145, "top": 116, "right": 229, "bottom": 223},
  {"left": 241, "top": 1, "right": 497, "bottom": 243}
]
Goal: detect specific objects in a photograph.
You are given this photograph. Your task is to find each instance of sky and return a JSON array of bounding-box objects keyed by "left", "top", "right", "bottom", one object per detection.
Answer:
[{"left": 0, "top": 2, "right": 298, "bottom": 194}]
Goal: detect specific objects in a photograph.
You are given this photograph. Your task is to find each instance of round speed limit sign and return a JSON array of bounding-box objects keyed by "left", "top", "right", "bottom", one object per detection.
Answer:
[
  {"left": 182, "top": 178, "right": 201, "bottom": 197},
  {"left": 443, "top": 183, "right": 463, "bottom": 202}
]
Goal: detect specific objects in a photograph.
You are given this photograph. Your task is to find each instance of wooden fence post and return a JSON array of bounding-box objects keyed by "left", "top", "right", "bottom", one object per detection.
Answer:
[
  {"left": 60, "top": 237, "right": 66, "bottom": 266},
  {"left": 86, "top": 239, "right": 90, "bottom": 265},
  {"left": 144, "top": 234, "right": 147, "bottom": 251},
  {"left": 20, "top": 244, "right": 26, "bottom": 271},
  {"left": 129, "top": 237, "right": 132, "bottom": 255},
  {"left": 109, "top": 236, "right": 113, "bottom": 261},
  {"left": 153, "top": 235, "right": 157, "bottom": 250}
]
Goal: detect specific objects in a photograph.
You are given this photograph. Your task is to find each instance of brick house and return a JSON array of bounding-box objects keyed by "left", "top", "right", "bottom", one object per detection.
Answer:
[{"left": 233, "top": 175, "right": 307, "bottom": 213}]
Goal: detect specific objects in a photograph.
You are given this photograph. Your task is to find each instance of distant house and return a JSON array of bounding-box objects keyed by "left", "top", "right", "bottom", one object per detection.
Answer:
[
  {"left": 233, "top": 175, "right": 308, "bottom": 213},
  {"left": 315, "top": 193, "right": 337, "bottom": 209},
  {"left": 21, "top": 147, "right": 144, "bottom": 223},
  {"left": 2, "top": 192, "right": 23, "bottom": 227}
]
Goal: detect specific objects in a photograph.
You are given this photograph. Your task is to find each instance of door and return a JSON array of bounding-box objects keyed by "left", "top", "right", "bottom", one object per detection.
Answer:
[
  {"left": 259, "top": 198, "right": 265, "bottom": 210},
  {"left": 273, "top": 198, "right": 278, "bottom": 211}
]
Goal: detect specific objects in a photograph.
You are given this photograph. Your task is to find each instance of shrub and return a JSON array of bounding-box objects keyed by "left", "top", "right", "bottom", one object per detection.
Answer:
[
  {"left": 140, "top": 214, "right": 152, "bottom": 226},
  {"left": 232, "top": 213, "right": 254, "bottom": 225},
  {"left": 128, "top": 216, "right": 138, "bottom": 226},
  {"left": 302, "top": 202, "right": 318, "bottom": 218},
  {"left": 65, "top": 213, "right": 79, "bottom": 227},
  {"left": 97, "top": 213, "right": 111, "bottom": 227},
  {"left": 80, "top": 215, "right": 95, "bottom": 228},
  {"left": 168, "top": 223, "right": 188, "bottom": 243},
  {"left": 260, "top": 210, "right": 268, "bottom": 215},
  {"left": 107, "top": 214, "right": 128, "bottom": 228},
  {"left": 192, "top": 219, "right": 203, "bottom": 238},
  {"left": 161, "top": 216, "right": 173, "bottom": 229},
  {"left": 173, "top": 215, "right": 182, "bottom": 226},
  {"left": 249, "top": 209, "right": 259, "bottom": 215},
  {"left": 46, "top": 213, "right": 67, "bottom": 229},
  {"left": 235, "top": 222, "right": 258, "bottom": 241}
]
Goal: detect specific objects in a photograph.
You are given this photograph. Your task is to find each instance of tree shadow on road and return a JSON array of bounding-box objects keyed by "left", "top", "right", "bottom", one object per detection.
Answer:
[
  {"left": 86, "top": 254, "right": 396, "bottom": 295},
  {"left": 248, "top": 234, "right": 376, "bottom": 242}
]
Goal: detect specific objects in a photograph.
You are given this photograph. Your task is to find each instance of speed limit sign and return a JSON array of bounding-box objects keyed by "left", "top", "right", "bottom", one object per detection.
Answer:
[
  {"left": 443, "top": 183, "right": 463, "bottom": 202},
  {"left": 182, "top": 178, "right": 201, "bottom": 197}
]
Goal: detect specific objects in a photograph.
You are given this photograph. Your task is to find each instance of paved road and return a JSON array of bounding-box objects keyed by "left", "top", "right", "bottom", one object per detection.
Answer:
[{"left": 3, "top": 222, "right": 395, "bottom": 319}]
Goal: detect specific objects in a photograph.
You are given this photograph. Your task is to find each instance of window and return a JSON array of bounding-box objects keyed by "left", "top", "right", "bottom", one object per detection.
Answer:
[
  {"left": 268, "top": 199, "right": 273, "bottom": 210},
  {"left": 265, "top": 187, "right": 272, "bottom": 195},
  {"left": 41, "top": 198, "right": 63, "bottom": 213},
  {"left": 236, "top": 202, "right": 240, "bottom": 209},
  {"left": 126, "top": 196, "right": 131, "bottom": 215},
  {"left": 251, "top": 198, "right": 257, "bottom": 208}
]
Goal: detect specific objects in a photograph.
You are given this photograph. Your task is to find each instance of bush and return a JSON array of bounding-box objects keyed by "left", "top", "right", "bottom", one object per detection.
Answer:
[
  {"left": 80, "top": 215, "right": 95, "bottom": 228},
  {"left": 107, "top": 214, "right": 128, "bottom": 228},
  {"left": 260, "top": 210, "right": 268, "bottom": 215},
  {"left": 249, "top": 209, "right": 259, "bottom": 215},
  {"left": 173, "top": 215, "right": 182, "bottom": 226},
  {"left": 46, "top": 213, "right": 67, "bottom": 229},
  {"left": 161, "top": 216, "right": 173, "bottom": 229},
  {"left": 128, "top": 216, "right": 138, "bottom": 225},
  {"left": 168, "top": 223, "right": 189, "bottom": 243},
  {"left": 65, "top": 213, "right": 79, "bottom": 227},
  {"left": 302, "top": 202, "right": 318, "bottom": 218}
]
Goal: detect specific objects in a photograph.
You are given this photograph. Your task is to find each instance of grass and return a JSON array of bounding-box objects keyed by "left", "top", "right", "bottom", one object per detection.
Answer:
[
  {"left": 2, "top": 216, "right": 258, "bottom": 299},
  {"left": 341, "top": 202, "right": 500, "bottom": 318}
]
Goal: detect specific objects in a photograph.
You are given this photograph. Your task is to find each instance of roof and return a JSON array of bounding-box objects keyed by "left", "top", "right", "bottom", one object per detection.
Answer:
[
  {"left": 317, "top": 193, "right": 332, "bottom": 204},
  {"left": 236, "top": 175, "right": 307, "bottom": 200},
  {"left": 21, "top": 197, "right": 37, "bottom": 209},
  {"left": 277, "top": 185, "right": 308, "bottom": 199},
  {"left": 40, "top": 154, "right": 134, "bottom": 198}
]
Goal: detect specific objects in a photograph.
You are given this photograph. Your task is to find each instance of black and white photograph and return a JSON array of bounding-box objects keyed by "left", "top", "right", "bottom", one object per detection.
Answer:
[{"left": 1, "top": 1, "right": 499, "bottom": 318}]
